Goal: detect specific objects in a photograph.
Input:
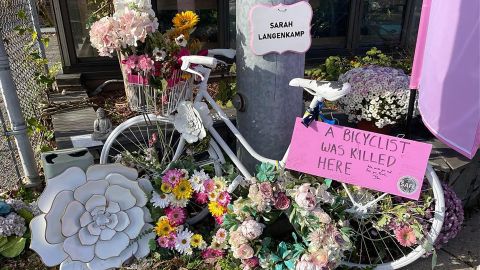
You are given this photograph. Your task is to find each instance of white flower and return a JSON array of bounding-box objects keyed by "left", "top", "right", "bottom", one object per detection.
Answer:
[
  {"left": 150, "top": 191, "right": 172, "bottom": 208},
  {"left": 175, "top": 34, "right": 188, "bottom": 47},
  {"left": 240, "top": 220, "right": 264, "bottom": 240},
  {"left": 30, "top": 165, "right": 155, "bottom": 270},
  {"left": 173, "top": 101, "right": 207, "bottom": 144},
  {"left": 170, "top": 196, "right": 188, "bottom": 208},
  {"left": 175, "top": 229, "right": 194, "bottom": 254},
  {"left": 152, "top": 47, "right": 166, "bottom": 61},
  {"left": 189, "top": 170, "right": 209, "bottom": 192}
]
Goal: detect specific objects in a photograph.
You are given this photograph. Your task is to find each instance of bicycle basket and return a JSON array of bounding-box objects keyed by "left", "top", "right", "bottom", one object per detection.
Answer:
[{"left": 125, "top": 69, "right": 194, "bottom": 115}]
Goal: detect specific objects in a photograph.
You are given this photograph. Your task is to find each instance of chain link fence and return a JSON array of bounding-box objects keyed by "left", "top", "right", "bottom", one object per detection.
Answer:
[{"left": 0, "top": 0, "right": 47, "bottom": 191}]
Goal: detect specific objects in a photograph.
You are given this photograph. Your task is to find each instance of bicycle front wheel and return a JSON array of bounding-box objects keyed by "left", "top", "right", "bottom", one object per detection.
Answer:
[{"left": 340, "top": 164, "right": 445, "bottom": 269}]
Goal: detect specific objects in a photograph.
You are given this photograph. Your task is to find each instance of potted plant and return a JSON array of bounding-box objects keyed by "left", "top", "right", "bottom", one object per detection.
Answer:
[{"left": 337, "top": 66, "right": 410, "bottom": 134}]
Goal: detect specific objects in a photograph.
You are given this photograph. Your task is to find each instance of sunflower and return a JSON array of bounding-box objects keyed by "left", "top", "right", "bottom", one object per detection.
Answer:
[
  {"left": 208, "top": 201, "right": 226, "bottom": 217},
  {"left": 155, "top": 217, "right": 174, "bottom": 237},
  {"left": 161, "top": 183, "right": 173, "bottom": 193},
  {"left": 190, "top": 234, "right": 204, "bottom": 248},
  {"left": 172, "top": 179, "right": 193, "bottom": 200},
  {"left": 172, "top": 11, "right": 199, "bottom": 31}
]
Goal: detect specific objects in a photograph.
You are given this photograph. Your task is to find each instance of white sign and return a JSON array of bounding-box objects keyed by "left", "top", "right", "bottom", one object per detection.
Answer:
[{"left": 249, "top": 2, "right": 313, "bottom": 55}]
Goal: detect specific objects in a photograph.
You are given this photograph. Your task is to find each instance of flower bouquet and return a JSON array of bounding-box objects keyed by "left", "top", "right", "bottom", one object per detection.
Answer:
[
  {"left": 219, "top": 164, "right": 352, "bottom": 270},
  {"left": 337, "top": 66, "right": 410, "bottom": 131},
  {"left": 89, "top": 0, "right": 204, "bottom": 114},
  {"left": 149, "top": 164, "right": 233, "bottom": 256}
]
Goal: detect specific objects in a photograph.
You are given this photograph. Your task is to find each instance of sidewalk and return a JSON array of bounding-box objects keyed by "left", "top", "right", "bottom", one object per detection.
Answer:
[{"left": 408, "top": 210, "right": 480, "bottom": 270}]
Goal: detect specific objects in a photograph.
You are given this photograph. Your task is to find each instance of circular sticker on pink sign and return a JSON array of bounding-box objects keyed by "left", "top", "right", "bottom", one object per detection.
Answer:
[{"left": 397, "top": 176, "right": 418, "bottom": 195}]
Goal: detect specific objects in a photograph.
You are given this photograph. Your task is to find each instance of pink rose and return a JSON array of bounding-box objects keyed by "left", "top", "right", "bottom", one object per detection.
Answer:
[
  {"left": 228, "top": 229, "right": 248, "bottom": 248},
  {"left": 295, "top": 184, "right": 317, "bottom": 210},
  {"left": 274, "top": 192, "right": 291, "bottom": 210},
  {"left": 233, "top": 244, "right": 254, "bottom": 260},
  {"left": 240, "top": 220, "right": 263, "bottom": 240},
  {"left": 242, "top": 256, "right": 260, "bottom": 269},
  {"left": 259, "top": 182, "right": 273, "bottom": 199}
]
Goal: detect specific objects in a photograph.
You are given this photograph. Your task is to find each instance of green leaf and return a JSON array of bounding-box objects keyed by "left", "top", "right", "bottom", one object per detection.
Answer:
[
  {"left": 270, "top": 254, "right": 281, "bottom": 263},
  {"left": 0, "top": 237, "right": 26, "bottom": 258},
  {"left": 278, "top": 242, "right": 288, "bottom": 257},
  {"left": 284, "top": 259, "right": 296, "bottom": 270},
  {"left": 0, "top": 237, "right": 8, "bottom": 248},
  {"left": 274, "top": 264, "right": 285, "bottom": 270},
  {"left": 377, "top": 215, "right": 390, "bottom": 227},
  {"left": 431, "top": 249, "right": 437, "bottom": 269},
  {"left": 17, "top": 10, "right": 27, "bottom": 20},
  {"left": 148, "top": 238, "right": 157, "bottom": 251},
  {"left": 17, "top": 208, "right": 34, "bottom": 222},
  {"left": 324, "top": 178, "right": 333, "bottom": 187}
]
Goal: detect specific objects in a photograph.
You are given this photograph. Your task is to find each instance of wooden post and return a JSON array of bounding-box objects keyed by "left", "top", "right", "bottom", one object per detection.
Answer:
[{"left": 236, "top": 0, "right": 305, "bottom": 172}]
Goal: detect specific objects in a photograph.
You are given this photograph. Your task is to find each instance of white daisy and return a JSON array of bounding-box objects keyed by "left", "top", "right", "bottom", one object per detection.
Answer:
[
  {"left": 150, "top": 191, "right": 172, "bottom": 208},
  {"left": 170, "top": 196, "right": 188, "bottom": 208},
  {"left": 175, "top": 229, "right": 194, "bottom": 254},
  {"left": 189, "top": 170, "right": 209, "bottom": 192}
]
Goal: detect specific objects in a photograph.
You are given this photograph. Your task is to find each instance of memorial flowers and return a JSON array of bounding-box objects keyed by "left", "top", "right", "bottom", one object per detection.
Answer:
[
  {"left": 149, "top": 166, "right": 232, "bottom": 256},
  {"left": 221, "top": 165, "right": 352, "bottom": 270},
  {"left": 337, "top": 66, "right": 410, "bottom": 128}
]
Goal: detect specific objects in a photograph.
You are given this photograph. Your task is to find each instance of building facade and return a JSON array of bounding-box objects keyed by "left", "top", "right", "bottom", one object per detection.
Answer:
[{"left": 52, "top": 0, "right": 422, "bottom": 75}]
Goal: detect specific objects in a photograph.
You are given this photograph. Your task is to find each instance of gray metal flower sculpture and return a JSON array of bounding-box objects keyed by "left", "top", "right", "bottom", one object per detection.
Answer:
[{"left": 30, "top": 164, "right": 155, "bottom": 270}]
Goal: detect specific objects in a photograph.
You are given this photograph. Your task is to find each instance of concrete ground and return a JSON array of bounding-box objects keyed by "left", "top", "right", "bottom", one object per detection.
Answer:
[{"left": 408, "top": 210, "right": 480, "bottom": 270}]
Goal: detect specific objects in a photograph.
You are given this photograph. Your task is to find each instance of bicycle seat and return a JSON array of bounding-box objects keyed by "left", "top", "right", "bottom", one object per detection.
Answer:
[{"left": 289, "top": 78, "right": 351, "bottom": 101}]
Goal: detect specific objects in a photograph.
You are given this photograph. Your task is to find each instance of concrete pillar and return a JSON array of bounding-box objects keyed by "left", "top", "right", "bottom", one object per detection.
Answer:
[{"left": 236, "top": 0, "right": 305, "bottom": 172}]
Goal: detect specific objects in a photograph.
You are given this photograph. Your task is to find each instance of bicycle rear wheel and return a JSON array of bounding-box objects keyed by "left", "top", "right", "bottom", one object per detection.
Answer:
[{"left": 339, "top": 164, "right": 445, "bottom": 269}]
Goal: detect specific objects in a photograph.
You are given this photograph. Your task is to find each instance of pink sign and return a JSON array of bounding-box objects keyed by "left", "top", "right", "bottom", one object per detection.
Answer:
[{"left": 286, "top": 118, "right": 432, "bottom": 200}]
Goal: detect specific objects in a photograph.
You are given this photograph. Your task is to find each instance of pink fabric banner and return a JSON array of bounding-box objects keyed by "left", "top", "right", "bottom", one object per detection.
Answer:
[
  {"left": 409, "top": 0, "right": 432, "bottom": 89},
  {"left": 412, "top": 0, "right": 480, "bottom": 159}
]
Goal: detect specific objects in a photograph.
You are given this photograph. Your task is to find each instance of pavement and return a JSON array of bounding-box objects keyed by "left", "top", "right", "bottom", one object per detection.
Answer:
[{"left": 408, "top": 210, "right": 480, "bottom": 270}]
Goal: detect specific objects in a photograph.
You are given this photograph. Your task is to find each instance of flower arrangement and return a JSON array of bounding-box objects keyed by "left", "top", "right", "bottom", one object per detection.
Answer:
[
  {"left": 0, "top": 198, "right": 38, "bottom": 258},
  {"left": 220, "top": 164, "right": 352, "bottom": 270},
  {"left": 337, "top": 66, "right": 410, "bottom": 128},
  {"left": 149, "top": 167, "right": 232, "bottom": 255}
]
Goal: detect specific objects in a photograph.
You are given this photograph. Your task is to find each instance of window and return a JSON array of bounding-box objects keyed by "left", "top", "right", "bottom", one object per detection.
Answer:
[
  {"left": 359, "top": 0, "right": 408, "bottom": 45},
  {"left": 156, "top": 0, "right": 219, "bottom": 47},
  {"left": 310, "top": 0, "right": 351, "bottom": 48},
  {"left": 66, "top": 1, "right": 102, "bottom": 58}
]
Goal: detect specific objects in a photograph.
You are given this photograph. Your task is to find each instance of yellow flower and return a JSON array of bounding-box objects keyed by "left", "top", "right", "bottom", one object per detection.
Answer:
[
  {"left": 161, "top": 183, "right": 172, "bottom": 193},
  {"left": 213, "top": 177, "right": 226, "bottom": 192},
  {"left": 154, "top": 217, "right": 174, "bottom": 237},
  {"left": 172, "top": 11, "right": 199, "bottom": 31},
  {"left": 172, "top": 179, "right": 193, "bottom": 200},
  {"left": 190, "top": 234, "right": 203, "bottom": 248},
  {"left": 208, "top": 201, "right": 226, "bottom": 217}
]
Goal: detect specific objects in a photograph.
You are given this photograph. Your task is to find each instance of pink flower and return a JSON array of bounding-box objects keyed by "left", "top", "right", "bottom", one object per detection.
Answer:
[
  {"left": 274, "top": 192, "right": 290, "bottom": 210},
  {"left": 121, "top": 54, "right": 138, "bottom": 73},
  {"left": 166, "top": 207, "right": 186, "bottom": 226},
  {"left": 295, "top": 184, "right": 317, "bottom": 210},
  {"left": 233, "top": 244, "right": 254, "bottom": 260},
  {"left": 240, "top": 220, "right": 263, "bottom": 240},
  {"left": 259, "top": 182, "right": 273, "bottom": 199},
  {"left": 217, "top": 191, "right": 231, "bottom": 206},
  {"left": 157, "top": 232, "right": 176, "bottom": 248},
  {"left": 228, "top": 229, "right": 248, "bottom": 248},
  {"left": 203, "top": 179, "right": 215, "bottom": 193},
  {"left": 201, "top": 248, "right": 225, "bottom": 259},
  {"left": 163, "top": 169, "right": 183, "bottom": 186},
  {"left": 214, "top": 215, "right": 224, "bottom": 225},
  {"left": 242, "top": 257, "right": 259, "bottom": 269},
  {"left": 195, "top": 192, "right": 209, "bottom": 204},
  {"left": 138, "top": 54, "right": 154, "bottom": 72},
  {"left": 395, "top": 226, "right": 417, "bottom": 247},
  {"left": 89, "top": 17, "right": 120, "bottom": 57},
  {"left": 215, "top": 228, "right": 228, "bottom": 244}
]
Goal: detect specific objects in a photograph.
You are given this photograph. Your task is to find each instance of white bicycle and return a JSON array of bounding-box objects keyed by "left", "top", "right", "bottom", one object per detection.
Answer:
[{"left": 100, "top": 50, "right": 445, "bottom": 269}]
